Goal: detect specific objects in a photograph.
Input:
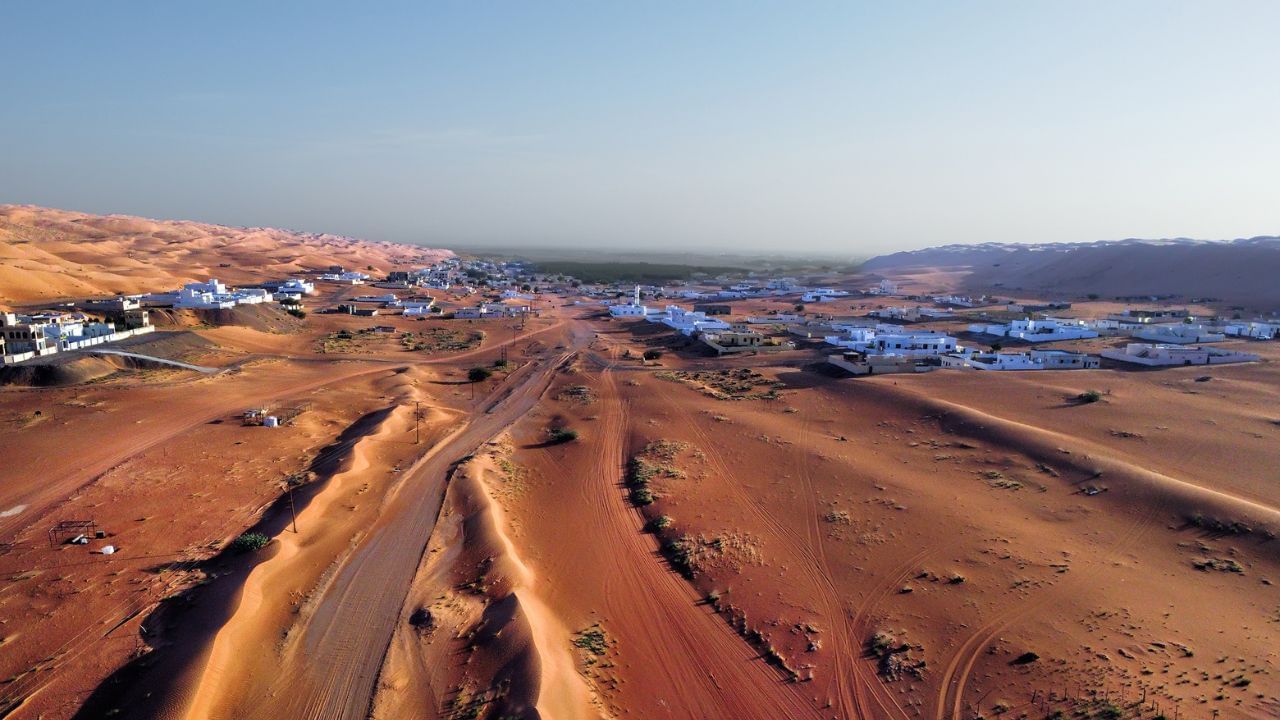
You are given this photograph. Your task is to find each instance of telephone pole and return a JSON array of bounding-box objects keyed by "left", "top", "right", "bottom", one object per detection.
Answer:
[{"left": 286, "top": 482, "right": 298, "bottom": 533}]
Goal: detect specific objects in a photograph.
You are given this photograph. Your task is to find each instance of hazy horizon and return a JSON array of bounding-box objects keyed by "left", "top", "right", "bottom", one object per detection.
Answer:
[{"left": 3, "top": 2, "right": 1279, "bottom": 254}]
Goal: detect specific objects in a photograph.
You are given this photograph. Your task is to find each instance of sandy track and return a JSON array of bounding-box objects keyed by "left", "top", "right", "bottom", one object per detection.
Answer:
[
  {"left": 571, "top": 361, "right": 818, "bottom": 719},
  {"left": 0, "top": 361, "right": 398, "bottom": 541},
  {"left": 213, "top": 327, "right": 590, "bottom": 720}
]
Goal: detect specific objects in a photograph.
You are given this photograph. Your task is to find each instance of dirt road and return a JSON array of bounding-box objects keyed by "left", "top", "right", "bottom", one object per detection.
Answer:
[{"left": 232, "top": 323, "right": 591, "bottom": 720}]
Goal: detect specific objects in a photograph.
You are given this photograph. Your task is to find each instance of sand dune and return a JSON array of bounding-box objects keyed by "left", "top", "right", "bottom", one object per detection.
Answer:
[
  {"left": 374, "top": 446, "right": 598, "bottom": 720},
  {"left": 0, "top": 205, "right": 450, "bottom": 306}
]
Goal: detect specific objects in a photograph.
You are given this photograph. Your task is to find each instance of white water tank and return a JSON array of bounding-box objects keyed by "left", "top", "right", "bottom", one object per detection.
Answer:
[{"left": 263, "top": 416, "right": 279, "bottom": 428}]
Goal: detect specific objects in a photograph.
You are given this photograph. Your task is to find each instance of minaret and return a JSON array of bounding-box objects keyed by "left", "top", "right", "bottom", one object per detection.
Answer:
[{"left": 634, "top": 285, "right": 641, "bottom": 306}]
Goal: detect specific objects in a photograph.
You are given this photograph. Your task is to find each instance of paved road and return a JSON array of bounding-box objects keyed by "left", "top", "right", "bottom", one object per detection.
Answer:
[
  {"left": 87, "top": 348, "right": 219, "bottom": 373},
  {"left": 249, "top": 322, "right": 592, "bottom": 720}
]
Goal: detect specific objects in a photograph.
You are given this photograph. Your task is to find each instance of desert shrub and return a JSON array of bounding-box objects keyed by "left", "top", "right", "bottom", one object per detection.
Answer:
[
  {"left": 1077, "top": 389, "right": 1103, "bottom": 404},
  {"left": 630, "top": 487, "right": 655, "bottom": 506},
  {"left": 547, "top": 427, "right": 579, "bottom": 444},
  {"left": 286, "top": 307, "right": 306, "bottom": 319},
  {"left": 647, "top": 515, "right": 673, "bottom": 531},
  {"left": 467, "top": 366, "right": 493, "bottom": 383},
  {"left": 663, "top": 537, "right": 695, "bottom": 577},
  {"left": 229, "top": 532, "right": 270, "bottom": 553},
  {"left": 642, "top": 348, "right": 663, "bottom": 361}
]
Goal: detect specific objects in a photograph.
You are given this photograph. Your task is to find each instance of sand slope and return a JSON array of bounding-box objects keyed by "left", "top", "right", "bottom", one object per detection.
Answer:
[{"left": 0, "top": 205, "right": 450, "bottom": 306}]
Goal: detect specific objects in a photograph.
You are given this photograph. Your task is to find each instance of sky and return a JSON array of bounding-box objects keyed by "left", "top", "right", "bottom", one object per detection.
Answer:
[{"left": 2, "top": 1, "right": 1279, "bottom": 256}]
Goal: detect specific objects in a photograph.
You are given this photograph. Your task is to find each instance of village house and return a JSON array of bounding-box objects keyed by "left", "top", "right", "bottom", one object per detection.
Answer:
[
  {"left": 1, "top": 309, "right": 155, "bottom": 365},
  {"left": 746, "top": 313, "right": 804, "bottom": 324},
  {"left": 869, "top": 306, "right": 955, "bottom": 322},
  {"left": 969, "top": 317, "right": 1098, "bottom": 342},
  {"left": 1106, "top": 308, "right": 1192, "bottom": 325},
  {"left": 870, "top": 331, "right": 958, "bottom": 357},
  {"left": 1100, "top": 343, "right": 1260, "bottom": 366},
  {"left": 827, "top": 350, "right": 933, "bottom": 375},
  {"left": 647, "top": 305, "right": 732, "bottom": 336},
  {"left": 317, "top": 270, "right": 369, "bottom": 285},
  {"left": 608, "top": 287, "right": 652, "bottom": 318},
  {"left": 81, "top": 296, "right": 142, "bottom": 313},
  {"left": 1222, "top": 320, "right": 1279, "bottom": 340},
  {"left": 1132, "top": 323, "right": 1226, "bottom": 344},
  {"left": 868, "top": 279, "right": 899, "bottom": 295},
  {"left": 941, "top": 348, "right": 1100, "bottom": 371},
  {"left": 701, "top": 330, "right": 795, "bottom": 355}
]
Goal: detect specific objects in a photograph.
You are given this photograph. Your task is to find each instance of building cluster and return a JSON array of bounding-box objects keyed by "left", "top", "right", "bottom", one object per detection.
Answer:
[
  {"left": 143, "top": 278, "right": 317, "bottom": 309},
  {"left": 968, "top": 317, "right": 1099, "bottom": 342},
  {"left": 2, "top": 308, "right": 154, "bottom": 365}
]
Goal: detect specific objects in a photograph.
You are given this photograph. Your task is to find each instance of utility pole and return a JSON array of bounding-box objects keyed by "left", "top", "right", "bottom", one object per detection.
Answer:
[{"left": 286, "top": 482, "right": 298, "bottom": 533}]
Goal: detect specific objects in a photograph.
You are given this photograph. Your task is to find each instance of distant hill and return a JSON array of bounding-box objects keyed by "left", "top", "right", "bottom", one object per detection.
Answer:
[
  {"left": 863, "top": 236, "right": 1280, "bottom": 306},
  {"left": 0, "top": 205, "right": 452, "bottom": 307}
]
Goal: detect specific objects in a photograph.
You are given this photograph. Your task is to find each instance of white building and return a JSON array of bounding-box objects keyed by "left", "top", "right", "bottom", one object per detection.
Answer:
[
  {"left": 648, "top": 305, "right": 732, "bottom": 336},
  {"left": 277, "top": 278, "right": 315, "bottom": 295},
  {"left": 1132, "top": 324, "right": 1226, "bottom": 344},
  {"left": 1100, "top": 343, "right": 1260, "bottom": 366},
  {"left": 1222, "top": 321, "right": 1279, "bottom": 340},
  {"left": 870, "top": 306, "right": 955, "bottom": 322},
  {"left": 942, "top": 349, "right": 1099, "bottom": 371},
  {"left": 969, "top": 317, "right": 1098, "bottom": 342},
  {"left": 231, "top": 288, "right": 272, "bottom": 305},
  {"left": 746, "top": 314, "right": 804, "bottom": 324},
  {"left": 828, "top": 351, "right": 932, "bottom": 375},
  {"left": 175, "top": 279, "right": 237, "bottom": 309},
  {"left": 1, "top": 311, "right": 154, "bottom": 365},
  {"left": 608, "top": 287, "right": 653, "bottom": 318},
  {"left": 869, "top": 279, "right": 899, "bottom": 295},
  {"left": 870, "top": 331, "right": 958, "bottom": 357}
]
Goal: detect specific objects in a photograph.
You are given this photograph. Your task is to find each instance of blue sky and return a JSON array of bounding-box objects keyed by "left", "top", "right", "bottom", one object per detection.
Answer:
[{"left": 3, "top": 1, "right": 1278, "bottom": 255}]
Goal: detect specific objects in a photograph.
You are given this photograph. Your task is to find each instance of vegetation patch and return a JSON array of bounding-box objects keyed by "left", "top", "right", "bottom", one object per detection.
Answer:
[
  {"left": 401, "top": 327, "right": 484, "bottom": 354},
  {"left": 229, "top": 532, "right": 270, "bottom": 553},
  {"left": 1192, "top": 557, "right": 1244, "bottom": 573},
  {"left": 546, "top": 427, "right": 579, "bottom": 444},
  {"left": 655, "top": 368, "right": 785, "bottom": 400},
  {"left": 572, "top": 624, "right": 612, "bottom": 666},
  {"left": 1075, "top": 389, "right": 1104, "bottom": 404},
  {"left": 625, "top": 440, "right": 693, "bottom": 506},
  {"left": 867, "top": 630, "right": 926, "bottom": 681},
  {"left": 1184, "top": 513, "right": 1258, "bottom": 537},
  {"left": 555, "top": 384, "right": 595, "bottom": 404},
  {"left": 531, "top": 260, "right": 748, "bottom": 284},
  {"left": 662, "top": 532, "right": 763, "bottom": 578}
]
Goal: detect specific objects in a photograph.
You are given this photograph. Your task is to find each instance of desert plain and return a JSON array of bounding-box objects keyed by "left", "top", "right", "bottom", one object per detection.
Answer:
[{"left": 0, "top": 206, "right": 1277, "bottom": 720}]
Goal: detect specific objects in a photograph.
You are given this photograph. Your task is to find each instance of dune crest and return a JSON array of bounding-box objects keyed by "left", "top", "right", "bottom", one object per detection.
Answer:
[
  {"left": 374, "top": 443, "right": 601, "bottom": 720},
  {"left": 0, "top": 204, "right": 450, "bottom": 306}
]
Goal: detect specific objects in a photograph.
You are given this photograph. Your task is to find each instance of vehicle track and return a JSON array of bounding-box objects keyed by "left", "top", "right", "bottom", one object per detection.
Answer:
[{"left": 934, "top": 496, "right": 1160, "bottom": 720}]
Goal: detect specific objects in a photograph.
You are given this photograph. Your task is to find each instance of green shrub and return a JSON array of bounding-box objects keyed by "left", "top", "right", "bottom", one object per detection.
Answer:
[
  {"left": 229, "top": 532, "right": 270, "bottom": 553},
  {"left": 547, "top": 427, "right": 578, "bottom": 444},
  {"left": 647, "top": 515, "right": 673, "bottom": 531},
  {"left": 468, "top": 366, "right": 493, "bottom": 383},
  {"left": 286, "top": 307, "right": 306, "bottom": 319},
  {"left": 1076, "top": 389, "right": 1103, "bottom": 404},
  {"left": 642, "top": 349, "right": 663, "bottom": 361}
]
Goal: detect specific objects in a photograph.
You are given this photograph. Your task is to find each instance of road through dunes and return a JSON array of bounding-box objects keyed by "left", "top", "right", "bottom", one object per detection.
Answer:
[{"left": 175, "top": 322, "right": 594, "bottom": 720}]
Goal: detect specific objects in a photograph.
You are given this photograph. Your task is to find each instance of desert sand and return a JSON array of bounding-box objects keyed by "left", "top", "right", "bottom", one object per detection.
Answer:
[{"left": 2, "top": 207, "right": 1277, "bottom": 720}]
